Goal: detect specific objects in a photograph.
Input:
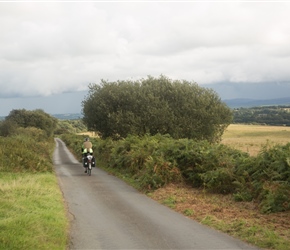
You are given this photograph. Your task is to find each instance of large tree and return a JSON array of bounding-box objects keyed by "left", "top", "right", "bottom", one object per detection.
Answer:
[{"left": 82, "top": 75, "right": 232, "bottom": 142}]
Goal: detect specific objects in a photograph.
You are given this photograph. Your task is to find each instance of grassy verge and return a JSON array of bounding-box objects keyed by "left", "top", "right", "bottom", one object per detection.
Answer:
[{"left": 0, "top": 172, "right": 68, "bottom": 250}]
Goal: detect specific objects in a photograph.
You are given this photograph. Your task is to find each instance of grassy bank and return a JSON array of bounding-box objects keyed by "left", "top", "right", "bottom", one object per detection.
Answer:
[
  {"left": 0, "top": 172, "right": 68, "bottom": 250},
  {"left": 0, "top": 128, "right": 69, "bottom": 250}
]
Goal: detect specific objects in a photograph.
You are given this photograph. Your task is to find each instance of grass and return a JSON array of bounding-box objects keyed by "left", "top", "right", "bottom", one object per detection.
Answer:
[
  {"left": 221, "top": 124, "right": 290, "bottom": 155},
  {"left": 0, "top": 172, "right": 68, "bottom": 250}
]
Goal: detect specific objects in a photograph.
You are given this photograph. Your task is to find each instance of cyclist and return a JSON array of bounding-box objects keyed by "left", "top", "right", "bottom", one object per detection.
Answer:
[{"left": 82, "top": 138, "right": 93, "bottom": 173}]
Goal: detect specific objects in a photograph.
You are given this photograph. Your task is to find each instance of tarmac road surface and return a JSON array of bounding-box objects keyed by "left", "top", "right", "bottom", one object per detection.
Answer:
[{"left": 54, "top": 138, "right": 260, "bottom": 250}]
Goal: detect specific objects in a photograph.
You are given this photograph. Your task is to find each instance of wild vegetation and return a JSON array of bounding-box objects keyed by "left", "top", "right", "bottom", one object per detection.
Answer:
[
  {"left": 82, "top": 75, "right": 232, "bottom": 142},
  {"left": 2, "top": 109, "right": 58, "bottom": 137},
  {"left": 0, "top": 109, "right": 68, "bottom": 249},
  {"left": 55, "top": 119, "right": 87, "bottom": 134},
  {"left": 233, "top": 106, "right": 290, "bottom": 125}
]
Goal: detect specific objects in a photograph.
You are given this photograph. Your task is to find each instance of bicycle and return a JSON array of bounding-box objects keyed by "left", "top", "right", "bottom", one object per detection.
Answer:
[{"left": 84, "top": 154, "right": 94, "bottom": 176}]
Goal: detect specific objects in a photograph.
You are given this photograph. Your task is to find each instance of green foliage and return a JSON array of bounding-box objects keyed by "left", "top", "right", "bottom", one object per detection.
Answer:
[
  {"left": 0, "top": 109, "right": 57, "bottom": 173},
  {"left": 0, "top": 120, "right": 18, "bottom": 136},
  {"left": 260, "top": 182, "right": 290, "bottom": 213},
  {"left": 3, "top": 109, "right": 58, "bottom": 137},
  {"left": 100, "top": 134, "right": 183, "bottom": 190},
  {"left": 254, "top": 144, "right": 290, "bottom": 212},
  {"left": 200, "top": 167, "right": 235, "bottom": 194},
  {"left": 233, "top": 106, "right": 290, "bottom": 125},
  {"left": 82, "top": 75, "right": 232, "bottom": 142},
  {"left": 162, "top": 196, "right": 177, "bottom": 208},
  {"left": 55, "top": 119, "right": 87, "bottom": 134},
  {"left": 0, "top": 128, "right": 54, "bottom": 173},
  {"left": 232, "top": 143, "right": 290, "bottom": 212},
  {"left": 14, "top": 126, "right": 48, "bottom": 141},
  {"left": 183, "top": 209, "right": 194, "bottom": 216},
  {"left": 197, "top": 146, "right": 249, "bottom": 194}
]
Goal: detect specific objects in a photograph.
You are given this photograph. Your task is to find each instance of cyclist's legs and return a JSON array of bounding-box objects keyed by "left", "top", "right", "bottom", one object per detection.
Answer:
[{"left": 82, "top": 153, "right": 88, "bottom": 172}]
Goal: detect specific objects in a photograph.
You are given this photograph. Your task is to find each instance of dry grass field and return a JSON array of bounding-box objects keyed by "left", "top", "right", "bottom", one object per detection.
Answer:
[{"left": 222, "top": 124, "right": 290, "bottom": 156}]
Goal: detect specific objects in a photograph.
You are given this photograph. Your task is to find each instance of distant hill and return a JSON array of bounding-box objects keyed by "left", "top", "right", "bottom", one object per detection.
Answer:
[
  {"left": 223, "top": 97, "right": 290, "bottom": 109},
  {"left": 206, "top": 81, "right": 290, "bottom": 100}
]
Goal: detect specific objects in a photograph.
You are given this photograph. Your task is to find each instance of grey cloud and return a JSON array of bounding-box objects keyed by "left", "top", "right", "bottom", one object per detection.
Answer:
[{"left": 1, "top": 1, "right": 290, "bottom": 106}]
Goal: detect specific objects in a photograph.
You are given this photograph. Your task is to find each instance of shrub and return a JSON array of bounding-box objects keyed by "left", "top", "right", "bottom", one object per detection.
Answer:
[
  {"left": 103, "top": 134, "right": 182, "bottom": 190},
  {"left": 135, "top": 156, "right": 182, "bottom": 191},
  {"left": 233, "top": 142, "right": 290, "bottom": 212},
  {"left": 0, "top": 131, "right": 54, "bottom": 173},
  {"left": 260, "top": 182, "right": 290, "bottom": 213}
]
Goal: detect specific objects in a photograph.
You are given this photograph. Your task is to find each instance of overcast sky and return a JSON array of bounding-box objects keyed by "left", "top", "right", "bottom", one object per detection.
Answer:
[{"left": 1, "top": 1, "right": 290, "bottom": 115}]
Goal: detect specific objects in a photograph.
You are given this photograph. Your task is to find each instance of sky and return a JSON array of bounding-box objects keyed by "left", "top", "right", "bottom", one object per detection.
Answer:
[{"left": 1, "top": 0, "right": 290, "bottom": 116}]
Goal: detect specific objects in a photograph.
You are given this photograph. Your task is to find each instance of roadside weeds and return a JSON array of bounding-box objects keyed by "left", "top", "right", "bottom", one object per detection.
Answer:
[{"left": 149, "top": 183, "right": 290, "bottom": 250}]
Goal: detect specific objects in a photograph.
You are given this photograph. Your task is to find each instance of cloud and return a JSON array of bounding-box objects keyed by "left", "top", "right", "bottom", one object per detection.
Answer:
[{"left": 1, "top": 1, "right": 290, "bottom": 102}]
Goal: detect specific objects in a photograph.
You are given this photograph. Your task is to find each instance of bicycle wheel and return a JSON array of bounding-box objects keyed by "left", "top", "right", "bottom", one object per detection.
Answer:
[{"left": 88, "top": 164, "right": 91, "bottom": 176}]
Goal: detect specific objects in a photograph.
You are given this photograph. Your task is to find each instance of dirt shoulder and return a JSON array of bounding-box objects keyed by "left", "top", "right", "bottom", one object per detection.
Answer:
[{"left": 150, "top": 183, "right": 290, "bottom": 250}]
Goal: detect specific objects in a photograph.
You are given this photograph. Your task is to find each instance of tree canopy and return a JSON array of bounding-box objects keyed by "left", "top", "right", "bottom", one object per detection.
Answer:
[
  {"left": 1, "top": 109, "right": 58, "bottom": 137},
  {"left": 233, "top": 106, "right": 290, "bottom": 126},
  {"left": 82, "top": 75, "right": 232, "bottom": 142}
]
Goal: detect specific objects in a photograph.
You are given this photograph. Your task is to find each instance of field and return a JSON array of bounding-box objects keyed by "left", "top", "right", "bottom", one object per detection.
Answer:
[{"left": 222, "top": 124, "right": 290, "bottom": 156}]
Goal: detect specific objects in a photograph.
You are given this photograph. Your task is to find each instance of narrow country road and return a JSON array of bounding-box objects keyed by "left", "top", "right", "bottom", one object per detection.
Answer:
[{"left": 53, "top": 138, "right": 259, "bottom": 250}]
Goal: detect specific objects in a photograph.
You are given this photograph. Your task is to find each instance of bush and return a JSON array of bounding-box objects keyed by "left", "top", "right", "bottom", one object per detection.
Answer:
[
  {"left": 0, "top": 129, "right": 54, "bottom": 173},
  {"left": 0, "top": 120, "right": 18, "bottom": 136},
  {"left": 260, "top": 182, "right": 290, "bottom": 213},
  {"left": 233, "top": 143, "right": 290, "bottom": 212},
  {"left": 102, "top": 134, "right": 182, "bottom": 190}
]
